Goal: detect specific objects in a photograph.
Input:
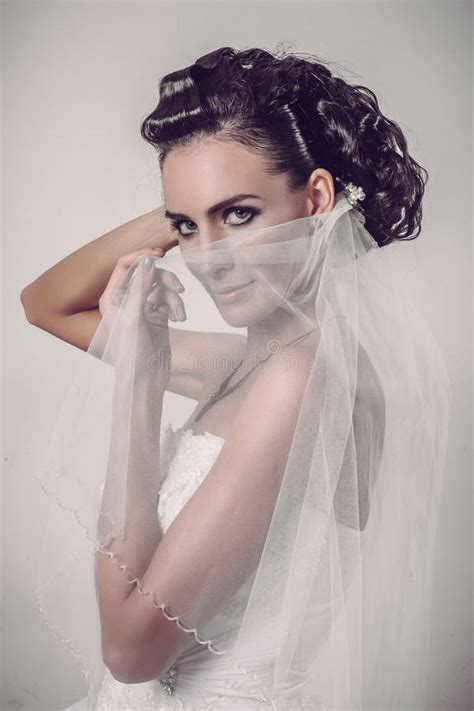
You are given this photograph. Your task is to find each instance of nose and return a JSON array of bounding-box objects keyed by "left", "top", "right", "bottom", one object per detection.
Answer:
[
  {"left": 196, "top": 255, "right": 235, "bottom": 282},
  {"left": 197, "top": 227, "right": 226, "bottom": 248},
  {"left": 188, "top": 229, "right": 236, "bottom": 283}
]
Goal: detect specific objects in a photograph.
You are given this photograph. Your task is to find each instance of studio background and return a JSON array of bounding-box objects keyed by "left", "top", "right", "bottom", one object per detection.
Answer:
[{"left": 2, "top": 1, "right": 472, "bottom": 709}]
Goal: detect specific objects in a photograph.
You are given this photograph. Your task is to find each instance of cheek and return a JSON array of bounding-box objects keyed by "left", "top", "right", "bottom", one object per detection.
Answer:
[
  {"left": 184, "top": 263, "right": 202, "bottom": 281},
  {"left": 253, "top": 265, "right": 295, "bottom": 298}
]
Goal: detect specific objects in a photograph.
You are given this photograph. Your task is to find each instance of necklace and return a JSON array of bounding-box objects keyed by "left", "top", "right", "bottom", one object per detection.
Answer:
[{"left": 194, "top": 327, "right": 316, "bottom": 423}]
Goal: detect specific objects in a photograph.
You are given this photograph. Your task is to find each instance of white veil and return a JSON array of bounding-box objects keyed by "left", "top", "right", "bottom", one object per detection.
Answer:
[{"left": 35, "top": 191, "right": 451, "bottom": 710}]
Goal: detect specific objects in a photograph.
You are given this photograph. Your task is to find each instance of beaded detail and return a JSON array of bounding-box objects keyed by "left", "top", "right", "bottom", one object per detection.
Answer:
[
  {"left": 89, "top": 423, "right": 328, "bottom": 709},
  {"left": 92, "top": 666, "right": 327, "bottom": 710},
  {"left": 344, "top": 181, "right": 366, "bottom": 206},
  {"left": 158, "top": 665, "right": 178, "bottom": 695}
]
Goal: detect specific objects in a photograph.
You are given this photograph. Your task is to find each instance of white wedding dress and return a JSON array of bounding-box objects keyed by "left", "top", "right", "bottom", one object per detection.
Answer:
[{"left": 64, "top": 422, "right": 325, "bottom": 711}]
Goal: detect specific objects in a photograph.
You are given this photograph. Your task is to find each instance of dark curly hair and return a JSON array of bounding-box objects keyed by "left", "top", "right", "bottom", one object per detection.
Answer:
[{"left": 140, "top": 45, "right": 428, "bottom": 247}]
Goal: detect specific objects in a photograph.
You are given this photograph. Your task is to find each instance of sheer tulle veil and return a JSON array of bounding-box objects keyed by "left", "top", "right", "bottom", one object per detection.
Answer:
[{"left": 35, "top": 191, "right": 451, "bottom": 710}]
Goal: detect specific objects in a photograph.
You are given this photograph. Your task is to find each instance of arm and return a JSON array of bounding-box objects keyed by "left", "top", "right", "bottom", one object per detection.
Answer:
[
  {"left": 99, "top": 345, "right": 313, "bottom": 684},
  {"left": 19, "top": 206, "right": 178, "bottom": 350},
  {"left": 19, "top": 206, "right": 245, "bottom": 398}
]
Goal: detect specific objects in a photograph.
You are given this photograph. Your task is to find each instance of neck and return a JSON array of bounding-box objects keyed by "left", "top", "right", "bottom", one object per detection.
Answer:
[{"left": 245, "top": 303, "right": 317, "bottom": 359}]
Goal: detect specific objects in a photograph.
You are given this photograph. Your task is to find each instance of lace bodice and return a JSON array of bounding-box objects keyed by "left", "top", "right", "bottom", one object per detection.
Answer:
[
  {"left": 87, "top": 422, "right": 326, "bottom": 711},
  {"left": 157, "top": 423, "right": 256, "bottom": 626},
  {"left": 157, "top": 423, "right": 226, "bottom": 535}
]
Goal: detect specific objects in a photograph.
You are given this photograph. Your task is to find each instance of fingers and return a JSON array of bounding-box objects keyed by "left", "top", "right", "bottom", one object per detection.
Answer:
[
  {"left": 123, "top": 250, "right": 164, "bottom": 285},
  {"left": 129, "top": 254, "right": 183, "bottom": 291},
  {"left": 160, "top": 292, "right": 186, "bottom": 322},
  {"left": 143, "top": 299, "right": 170, "bottom": 328},
  {"left": 110, "top": 250, "right": 187, "bottom": 323},
  {"left": 139, "top": 255, "right": 186, "bottom": 322},
  {"left": 152, "top": 262, "right": 184, "bottom": 293},
  {"left": 145, "top": 285, "right": 186, "bottom": 322},
  {"left": 110, "top": 249, "right": 162, "bottom": 300},
  {"left": 100, "top": 247, "right": 168, "bottom": 317}
]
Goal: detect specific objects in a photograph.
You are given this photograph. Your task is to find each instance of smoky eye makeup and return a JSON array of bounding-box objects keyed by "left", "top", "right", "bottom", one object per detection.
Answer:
[{"left": 168, "top": 205, "right": 262, "bottom": 237}]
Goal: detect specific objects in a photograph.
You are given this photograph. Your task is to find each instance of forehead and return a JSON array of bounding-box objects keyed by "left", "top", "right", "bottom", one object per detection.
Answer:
[{"left": 162, "top": 139, "right": 285, "bottom": 210}]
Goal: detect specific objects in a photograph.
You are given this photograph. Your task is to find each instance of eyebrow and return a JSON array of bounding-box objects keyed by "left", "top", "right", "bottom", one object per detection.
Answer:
[{"left": 164, "top": 193, "right": 264, "bottom": 221}]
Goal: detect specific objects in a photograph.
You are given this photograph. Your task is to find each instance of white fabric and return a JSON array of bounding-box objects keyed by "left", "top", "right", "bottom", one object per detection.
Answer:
[
  {"left": 35, "top": 192, "right": 451, "bottom": 710},
  {"left": 64, "top": 425, "right": 323, "bottom": 709}
]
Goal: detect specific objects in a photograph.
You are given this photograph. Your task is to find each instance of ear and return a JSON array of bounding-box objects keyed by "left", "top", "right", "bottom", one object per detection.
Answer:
[{"left": 304, "top": 168, "right": 336, "bottom": 216}]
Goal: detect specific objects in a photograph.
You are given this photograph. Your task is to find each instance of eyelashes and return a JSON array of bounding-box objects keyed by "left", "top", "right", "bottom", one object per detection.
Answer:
[{"left": 169, "top": 206, "right": 260, "bottom": 237}]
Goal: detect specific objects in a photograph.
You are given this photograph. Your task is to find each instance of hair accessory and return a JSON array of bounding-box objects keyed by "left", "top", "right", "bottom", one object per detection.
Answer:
[{"left": 344, "top": 181, "right": 366, "bottom": 207}]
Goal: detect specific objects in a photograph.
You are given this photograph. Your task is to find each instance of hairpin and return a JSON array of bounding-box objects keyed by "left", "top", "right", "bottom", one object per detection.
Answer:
[{"left": 344, "top": 181, "right": 366, "bottom": 207}]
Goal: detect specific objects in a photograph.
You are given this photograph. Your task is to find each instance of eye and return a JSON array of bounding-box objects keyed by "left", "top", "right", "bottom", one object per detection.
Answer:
[
  {"left": 223, "top": 206, "right": 258, "bottom": 226},
  {"left": 169, "top": 206, "right": 259, "bottom": 238},
  {"left": 169, "top": 219, "right": 196, "bottom": 237}
]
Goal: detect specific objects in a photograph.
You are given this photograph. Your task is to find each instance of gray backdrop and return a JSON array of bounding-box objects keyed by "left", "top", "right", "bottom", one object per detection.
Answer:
[{"left": 2, "top": 1, "right": 472, "bottom": 709}]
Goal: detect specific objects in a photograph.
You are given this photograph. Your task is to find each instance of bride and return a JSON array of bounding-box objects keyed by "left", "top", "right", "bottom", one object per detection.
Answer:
[{"left": 22, "top": 46, "right": 451, "bottom": 710}]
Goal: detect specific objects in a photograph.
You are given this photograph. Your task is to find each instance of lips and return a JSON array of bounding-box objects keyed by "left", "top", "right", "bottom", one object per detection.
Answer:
[{"left": 213, "top": 279, "right": 255, "bottom": 294}]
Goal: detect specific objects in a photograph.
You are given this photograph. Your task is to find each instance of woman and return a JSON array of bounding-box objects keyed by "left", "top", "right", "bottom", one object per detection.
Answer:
[{"left": 23, "top": 46, "right": 451, "bottom": 710}]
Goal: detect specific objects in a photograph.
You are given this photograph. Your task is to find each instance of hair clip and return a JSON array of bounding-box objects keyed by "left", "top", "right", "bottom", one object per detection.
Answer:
[{"left": 344, "top": 181, "right": 366, "bottom": 207}]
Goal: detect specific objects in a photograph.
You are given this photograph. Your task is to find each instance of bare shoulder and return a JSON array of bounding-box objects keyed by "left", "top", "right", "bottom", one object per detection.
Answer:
[
  {"left": 253, "top": 341, "right": 315, "bottom": 392},
  {"left": 226, "top": 342, "right": 315, "bottom": 451}
]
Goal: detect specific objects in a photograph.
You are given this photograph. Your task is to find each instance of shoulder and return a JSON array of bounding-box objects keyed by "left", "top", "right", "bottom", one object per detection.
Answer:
[
  {"left": 229, "top": 343, "right": 314, "bottom": 450},
  {"left": 209, "top": 348, "right": 310, "bottom": 494},
  {"left": 247, "top": 340, "right": 313, "bottom": 395}
]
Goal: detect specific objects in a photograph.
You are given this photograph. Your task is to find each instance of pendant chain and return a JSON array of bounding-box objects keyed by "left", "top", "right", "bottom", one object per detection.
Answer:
[{"left": 194, "top": 327, "right": 316, "bottom": 423}]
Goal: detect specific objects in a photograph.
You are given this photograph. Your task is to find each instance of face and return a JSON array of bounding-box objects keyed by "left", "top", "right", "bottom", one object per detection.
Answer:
[{"left": 162, "top": 139, "right": 333, "bottom": 327}]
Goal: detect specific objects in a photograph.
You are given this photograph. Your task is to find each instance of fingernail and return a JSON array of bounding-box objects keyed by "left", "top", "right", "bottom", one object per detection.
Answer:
[{"left": 142, "top": 256, "right": 152, "bottom": 271}]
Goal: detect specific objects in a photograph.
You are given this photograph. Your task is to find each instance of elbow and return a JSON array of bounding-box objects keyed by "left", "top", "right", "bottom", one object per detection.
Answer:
[
  {"left": 20, "top": 286, "right": 45, "bottom": 326},
  {"left": 103, "top": 643, "right": 169, "bottom": 684},
  {"left": 103, "top": 645, "right": 139, "bottom": 684},
  {"left": 20, "top": 286, "right": 65, "bottom": 332},
  {"left": 20, "top": 287, "right": 37, "bottom": 324}
]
